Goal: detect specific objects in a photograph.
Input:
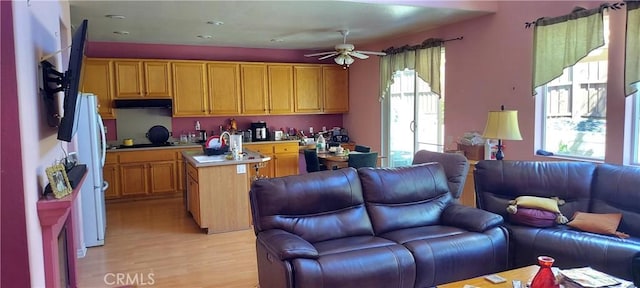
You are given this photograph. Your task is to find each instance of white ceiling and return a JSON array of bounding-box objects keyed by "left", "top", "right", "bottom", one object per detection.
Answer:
[{"left": 69, "top": 1, "right": 496, "bottom": 51}]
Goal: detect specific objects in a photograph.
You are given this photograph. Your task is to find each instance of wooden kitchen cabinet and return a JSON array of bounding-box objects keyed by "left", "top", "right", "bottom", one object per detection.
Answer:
[
  {"left": 81, "top": 58, "right": 116, "bottom": 119},
  {"left": 119, "top": 163, "right": 148, "bottom": 196},
  {"left": 176, "top": 148, "right": 201, "bottom": 193},
  {"left": 322, "top": 65, "right": 349, "bottom": 113},
  {"left": 108, "top": 149, "right": 180, "bottom": 199},
  {"left": 240, "top": 64, "right": 269, "bottom": 115},
  {"left": 244, "top": 143, "right": 275, "bottom": 179},
  {"left": 268, "top": 64, "right": 295, "bottom": 114},
  {"left": 114, "top": 60, "right": 172, "bottom": 98},
  {"left": 294, "top": 65, "right": 323, "bottom": 113},
  {"left": 207, "top": 62, "right": 241, "bottom": 115},
  {"left": 103, "top": 153, "right": 120, "bottom": 199},
  {"left": 187, "top": 170, "right": 201, "bottom": 226},
  {"left": 148, "top": 161, "right": 177, "bottom": 194},
  {"left": 273, "top": 143, "right": 299, "bottom": 177},
  {"left": 245, "top": 142, "right": 299, "bottom": 179},
  {"left": 172, "top": 61, "right": 208, "bottom": 116}
]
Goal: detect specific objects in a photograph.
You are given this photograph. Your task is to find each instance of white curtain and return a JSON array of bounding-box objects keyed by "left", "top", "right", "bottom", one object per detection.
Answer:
[
  {"left": 626, "top": 1, "right": 640, "bottom": 96},
  {"left": 379, "top": 44, "right": 442, "bottom": 101},
  {"left": 532, "top": 7, "right": 604, "bottom": 95}
]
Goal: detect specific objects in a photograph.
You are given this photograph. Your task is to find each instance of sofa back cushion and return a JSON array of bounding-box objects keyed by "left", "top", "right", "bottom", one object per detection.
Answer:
[
  {"left": 411, "top": 150, "right": 470, "bottom": 200},
  {"left": 592, "top": 164, "right": 640, "bottom": 236},
  {"left": 250, "top": 168, "right": 374, "bottom": 243},
  {"left": 358, "top": 163, "right": 453, "bottom": 235},
  {"left": 474, "top": 160, "right": 595, "bottom": 221}
]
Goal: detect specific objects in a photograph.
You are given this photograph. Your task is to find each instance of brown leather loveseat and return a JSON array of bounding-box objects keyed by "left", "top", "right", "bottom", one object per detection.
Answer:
[
  {"left": 250, "top": 163, "right": 508, "bottom": 288},
  {"left": 474, "top": 160, "right": 640, "bottom": 281}
]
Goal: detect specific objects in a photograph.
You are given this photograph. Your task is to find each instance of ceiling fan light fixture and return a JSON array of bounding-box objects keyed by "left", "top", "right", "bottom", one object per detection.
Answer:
[
  {"left": 344, "top": 54, "right": 355, "bottom": 65},
  {"left": 334, "top": 54, "right": 346, "bottom": 65}
]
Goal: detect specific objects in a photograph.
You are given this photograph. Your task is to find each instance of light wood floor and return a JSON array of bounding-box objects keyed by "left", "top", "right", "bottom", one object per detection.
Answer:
[{"left": 76, "top": 197, "right": 259, "bottom": 287}]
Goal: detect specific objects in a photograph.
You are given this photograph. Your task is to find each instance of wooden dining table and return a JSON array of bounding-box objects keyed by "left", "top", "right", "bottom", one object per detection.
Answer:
[
  {"left": 317, "top": 151, "right": 385, "bottom": 169},
  {"left": 317, "top": 151, "right": 350, "bottom": 169}
]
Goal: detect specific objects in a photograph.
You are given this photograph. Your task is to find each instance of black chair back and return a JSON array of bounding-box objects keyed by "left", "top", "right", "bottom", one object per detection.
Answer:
[
  {"left": 304, "top": 149, "right": 326, "bottom": 172},
  {"left": 354, "top": 145, "right": 371, "bottom": 153},
  {"left": 348, "top": 152, "right": 378, "bottom": 169}
]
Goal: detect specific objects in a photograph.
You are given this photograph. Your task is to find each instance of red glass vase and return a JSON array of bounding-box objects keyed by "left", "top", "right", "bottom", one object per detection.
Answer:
[{"left": 530, "top": 256, "right": 559, "bottom": 288}]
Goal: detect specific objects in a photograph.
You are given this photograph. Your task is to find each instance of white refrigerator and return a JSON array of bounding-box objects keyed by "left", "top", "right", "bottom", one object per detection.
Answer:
[{"left": 76, "top": 93, "right": 108, "bottom": 247}]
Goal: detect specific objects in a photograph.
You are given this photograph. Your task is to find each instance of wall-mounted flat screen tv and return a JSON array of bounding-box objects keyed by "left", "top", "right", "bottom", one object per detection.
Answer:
[{"left": 41, "top": 19, "right": 88, "bottom": 142}]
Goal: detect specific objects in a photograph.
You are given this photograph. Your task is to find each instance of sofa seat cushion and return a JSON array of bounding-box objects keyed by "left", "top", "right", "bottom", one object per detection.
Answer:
[
  {"left": 313, "top": 236, "right": 399, "bottom": 256},
  {"left": 384, "top": 226, "right": 509, "bottom": 287},
  {"left": 291, "top": 243, "right": 416, "bottom": 288},
  {"left": 379, "top": 225, "right": 466, "bottom": 244},
  {"left": 507, "top": 224, "right": 640, "bottom": 280}
]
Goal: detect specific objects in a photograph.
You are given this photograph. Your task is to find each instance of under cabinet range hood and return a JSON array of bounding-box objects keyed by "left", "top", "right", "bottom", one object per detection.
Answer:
[{"left": 114, "top": 99, "right": 172, "bottom": 109}]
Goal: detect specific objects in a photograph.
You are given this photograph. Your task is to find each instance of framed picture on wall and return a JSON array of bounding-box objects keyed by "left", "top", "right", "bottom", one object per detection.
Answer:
[{"left": 46, "top": 164, "right": 72, "bottom": 199}]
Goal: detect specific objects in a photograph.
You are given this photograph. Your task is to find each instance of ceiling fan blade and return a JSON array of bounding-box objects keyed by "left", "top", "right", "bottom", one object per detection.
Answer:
[
  {"left": 349, "top": 52, "right": 370, "bottom": 59},
  {"left": 304, "top": 51, "right": 338, "bottom": 57},
  {"left": 318, "top": 52, "right": 339, "bottom": 60},
  {"left": 354, "top": 50, "right": 387, "bottom": 56}
]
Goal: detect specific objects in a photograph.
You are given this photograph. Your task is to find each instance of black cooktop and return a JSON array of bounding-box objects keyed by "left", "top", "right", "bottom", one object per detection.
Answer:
[{"left": 119, "top": 142, "right": 174, "bottom": 149}]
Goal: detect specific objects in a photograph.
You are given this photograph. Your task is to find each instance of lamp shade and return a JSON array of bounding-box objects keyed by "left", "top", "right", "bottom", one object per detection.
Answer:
[{"left": 482, "top": 110, "right": 523, "bottom": 140}]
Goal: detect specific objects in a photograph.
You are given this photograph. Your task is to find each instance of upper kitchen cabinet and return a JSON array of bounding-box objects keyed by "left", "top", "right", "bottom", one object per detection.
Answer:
[
  {"left": 207, "top": 63, "right": 241, "bottom": 115},
  {"left": 294, "top": 65, "right": 323, "bottom": 113},
  {"left": 114, "top": 60, "right": 172, "bottom": 99},
  {"left": 322, "top": 65, "right": 349, "bottom": 113},
  {"left": 81, "top": 58, "right": 116, "bottom": 119},
  {"left": 240, "top": 64, "right": 268, "bottom": 115},
  {"left": 172, "top": 61, "right": 208, "bottom": 117},
  {"left": 267, "top": 65, "right": 295, "bottom": 114}
]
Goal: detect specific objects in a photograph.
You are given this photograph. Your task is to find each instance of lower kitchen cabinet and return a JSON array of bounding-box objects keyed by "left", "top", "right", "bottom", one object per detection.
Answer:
[
  {"left": 106, "top": 148, "right": 192, "bottom": 201},
  {"left": 187, "top": 166, "right": 201, "bottom": 226},
  {"left": 245, "top": 141, "right": 299, "bottom": 180},
  {"left": 148, "top": 161, "right": 177, "bottom": 194},
  {"left": 103, "top": 153, "right": 120, "bottom": 199}
]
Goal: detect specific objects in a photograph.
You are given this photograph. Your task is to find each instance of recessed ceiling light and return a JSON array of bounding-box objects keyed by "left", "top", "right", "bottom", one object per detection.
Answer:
[
  {"left": 105, "top": 15, "right": 126, "bottom": 19},
  {"left": 113, "top": 31, "right": 129, "bottom": 35},
  {"left": 270, "top": 39, "right": 284, "bottom": 43},
  {"left": 197, "top": 35, "right": 213, "bottom": 39},
  {"left": 206, "top": 20, "right": 224, "bottom": 26}
]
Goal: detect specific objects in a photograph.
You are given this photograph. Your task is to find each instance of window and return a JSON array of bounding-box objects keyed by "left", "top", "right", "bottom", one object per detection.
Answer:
[
  {"left": 632, "top": 94, "right": 640, "bottom": 164},
  {"left": 536, "top": 16, "right": 609, "bottom": 160}
]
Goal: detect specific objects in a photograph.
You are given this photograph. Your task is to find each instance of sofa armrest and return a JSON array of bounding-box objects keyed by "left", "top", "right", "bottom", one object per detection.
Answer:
[
  {"left": 441, "top": 204, "right": 504, "bottom": 232},
  {"left": 256, "top": 229, "right": 319, "bottom": 261}
]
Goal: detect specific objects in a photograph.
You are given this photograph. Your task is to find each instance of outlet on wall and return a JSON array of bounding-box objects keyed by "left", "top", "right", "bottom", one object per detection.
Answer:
[{"left": 104, "top": 126, "right": 108, "bottom": 134}]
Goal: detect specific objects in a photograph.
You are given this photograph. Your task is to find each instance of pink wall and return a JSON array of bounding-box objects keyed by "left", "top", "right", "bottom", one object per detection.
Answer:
[
  {"left": 347, "top": 1, "right": 626, "bottom": 162},
  {"left": 86, "top": 42, "right": 344, "bottom": 142},
  {"left": 1, "top": 1, "right": 31, "bottom": 286}
]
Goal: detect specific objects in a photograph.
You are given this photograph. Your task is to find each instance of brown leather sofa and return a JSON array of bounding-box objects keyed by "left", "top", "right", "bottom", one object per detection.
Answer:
[
  {"left": 250, "top": 163, "right": 508, "bottom": 288},
  {"left": 474, "top": 160, "right": 640, "bottom": 281}
]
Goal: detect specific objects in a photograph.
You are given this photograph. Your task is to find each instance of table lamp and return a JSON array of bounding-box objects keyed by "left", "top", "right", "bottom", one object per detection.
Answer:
[{"left": 482, "top": 105, "right": 523, "bottom": 160}]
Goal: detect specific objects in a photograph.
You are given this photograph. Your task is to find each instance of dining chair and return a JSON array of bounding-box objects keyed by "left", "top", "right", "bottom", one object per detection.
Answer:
[
  {"left": 354, "top": 145, "right": 371, "bottom": 153},
  {"left": 304, "top": 149, "right": 327, "bottom": 173},
  {"left": 348, "top": 152, "right": 378, "bottom": 169}
]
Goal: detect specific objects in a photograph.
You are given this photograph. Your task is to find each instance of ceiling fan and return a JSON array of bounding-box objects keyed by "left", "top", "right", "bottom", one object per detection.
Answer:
[{"left": 304, "top": 30, "right": 386, "bottom": 66}]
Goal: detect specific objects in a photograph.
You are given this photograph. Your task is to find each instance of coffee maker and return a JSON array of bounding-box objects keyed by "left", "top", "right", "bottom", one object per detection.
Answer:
[{"left": 250, "top": 121, "right": 269, "bottom": 142}]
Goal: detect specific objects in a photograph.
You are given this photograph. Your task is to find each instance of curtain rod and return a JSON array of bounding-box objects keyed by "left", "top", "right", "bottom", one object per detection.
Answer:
[
  {"left": 525, "top": 2, "right": 625, "bottom": 28},
  {"left": 382, "top": 36, "right": 463, "bottom": 55}
]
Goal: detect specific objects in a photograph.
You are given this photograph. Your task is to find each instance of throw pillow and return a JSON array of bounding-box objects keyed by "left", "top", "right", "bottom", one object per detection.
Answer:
[
  {"left": 567, "top": 212, "right": 629, "bottom": 238},
  {"left": 508, "top": 207, "right": 557, "bottom": 228},
  {"left": 506, "top": 195, "right": 569, "bottom": 224}
]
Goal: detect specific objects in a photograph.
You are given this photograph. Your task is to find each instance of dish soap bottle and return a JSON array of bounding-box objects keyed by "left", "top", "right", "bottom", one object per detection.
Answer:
[{"left": 316, "top": 133, "right": 326, "bottom": 153}]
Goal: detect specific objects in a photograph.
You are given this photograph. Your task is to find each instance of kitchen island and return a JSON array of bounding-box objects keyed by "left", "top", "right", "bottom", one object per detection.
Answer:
[{"left": 182, "top": 150, "right": 270, "bottom": 234}]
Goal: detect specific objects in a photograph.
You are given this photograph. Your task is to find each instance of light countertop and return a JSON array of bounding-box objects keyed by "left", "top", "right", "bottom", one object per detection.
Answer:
[{"left": 182, "top": 149, "right": 271, "bottom": 168}]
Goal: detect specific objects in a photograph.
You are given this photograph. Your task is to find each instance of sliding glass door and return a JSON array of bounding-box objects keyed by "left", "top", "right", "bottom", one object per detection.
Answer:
[{"left": 382, "top": 63, "right": 444, "bottom": 167}]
